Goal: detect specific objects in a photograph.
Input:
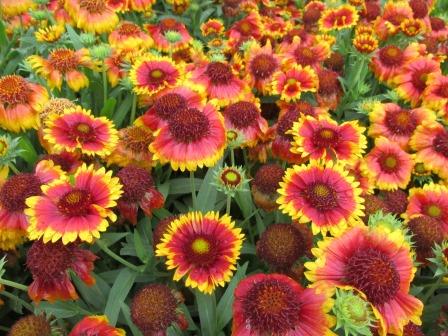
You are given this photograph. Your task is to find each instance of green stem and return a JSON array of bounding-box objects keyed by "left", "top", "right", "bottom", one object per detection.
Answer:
[
  {"left": 230, "top": 148, "right": 235, "bottom": 166},
  {"left": 422, "top": 276, "right": 443, "bottom": 304},
  {"left": 96, "top": 240, "right": 142, "bottom": 273},
  {"left": 0, "top": 291, "right": 34, "bottom": 312},
  {"left": 190, "top": 171, "right": 197, "bottom": 210},
  {"left": 8, "top": 162, "right": 20, "bottom": 175},
  {"left": 130, "top": 94, "right": 137, "bottom": 124},
  {"left": 0, "top": 278, "right": 28, "bottom": 292},
  {"left": 102, "top": 63, "right": 108, "bottom": 107},
  {"left": 226, "top": 195, "right": 231, "bottom": 215}
]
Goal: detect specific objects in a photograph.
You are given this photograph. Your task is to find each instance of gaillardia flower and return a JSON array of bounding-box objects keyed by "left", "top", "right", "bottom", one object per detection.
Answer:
[
  {"left": 108, "top": 21, "right": 153, "bottom": 50},
  {"left": 277, "top": 161, "right": 364, "bottom": 235},
  {"left": 290, "top": 115, "right": 367, "bottom": 163},
  {"left": 43, "top": 106, "right": 118, "bottom": 157},
  {"left": 0, "top": 75, "right": 48, "bottom": 133},
  {"left": 26, "top": 164, "right": 122, "bottom": 244},
  {"left": 365, "top": 137, "right": 413, "bottom": 191},
  {"left": 305, "top": 225, "right": 423, "bottom": 335},
  {"left": 149, "top": 104, "right": 226, "bottom": 172},
  {"left": 145, "top": 18, "right": 192, "bottom": 53},
  {"left": 65, "top": 0, "right": 119, "bottom": 34},
  {"left": 251, "top": 163, "right": 285, "bottom": 212},
  {"left": 69, "top": 316, "right": 125, "bottom": 336},
  {"left": 319, "top": 5, "right": 359, "bottom": 31},
  {"left": 27, "top": 48, "right": 97, "bottom": 92},
  {"left": 272, "top": 65, "right": 319, "bottom": 102},
  {"left": 35, "top": 24, "right": 65, "bottom": 43},
  {"left": 26, "top": 239, "right": 97, "bottom": 302},
  {"left": 232, "top": 273, "right": 334, "bottom": 335},
  {"left": 156, "top": 211, "right": 244, "bottom": 294},
  {"left": 130, "top": 55, "right": 183, "bottom": 97},
  {"left": 407, "top": 215, "right": 443, "bottom": 263}
]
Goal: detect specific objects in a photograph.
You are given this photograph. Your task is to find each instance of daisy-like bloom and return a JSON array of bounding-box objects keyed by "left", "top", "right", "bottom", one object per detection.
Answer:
[
  {"left": 0, "top": 160, "right": 62, "bottom": 251},
  {"left": 251, "top": 163, "right": 285, "bottom": 212},
  {"left": 35, "top": 24, "right": 65, "bottom": 43},
  {"left": 290, "top": 115, "right": 366, "bottom": 163},
  {"left": 8, "top": 315, "right": 55, "bottom": 336},
  {"left": 156, "top": 211, "right": 244, "bottom": 294},
  {"left": 116, "top": 166, "right": 164, "bottom": 225},
  {"left": 400, "top": 18, "right": 425, "bottom": 37},
  {"left": 422, "top": 73, "right": 448, "bottom": 111},
  {"left": 394, "top": 56, "right": 440, "bottom": 107},
  {"left": 130, "top": 55, "right": 183, "bottom": 97},
  {"left": 368, "top": 103, "right": 434, "bottom": 150},
  {"left": 370, "top": 44, "right": 420, "bottom": 85},
  {"left": 0, "top": 0, "right": 35, "bottom": 16},
  {"left": 285, "top": 37, "right": 331, "bottom": 70},
  {"left": 108, "top": 21, "right": 153, "bottom": 50},
  {"left": 69, "top": 316, "right": 125, "bottom": 336},
  {"left": 150, "top": 103, "right": 226, "bottom": 171},
  {"left": 200, "top": 18, "right": 225, "bottom": 37},
  {"left": 26, "top": 239, "right": 97, "bottom": 302},
  {"left": 382, "top": 189, "right": 409, "bottom": 215},
  {"left": 188, "top": 61, "right": 248, "bottom": 107},
  {"left": 138, "top": 86, "right": 205, "bottom": 132},
  {"left": 27, "top": 48, "right": 97, "bottom": 92},
  {"left": 228, "top": 12, "right": 262, "bottom": 50},
  {"left": 346, "top": 159, "right": 375, "bottom": 196},
  {"left": 262, "top": 17, "right": 291, "bottom": 40},
  {"left": 302, "top": 0, "right": 326, "bottom": 28},
  {"left": 407, "top": 215, "right": 444, "bottom": 263},
  {"left": 128, "top": 0, "right": 156, "bottom": 12},
  {"left": 319, "top": 5, "right": 359, "bottom": 32},
  {"left": 64, "top": 0, "right": 119, "bottom": 34},
  {"left": 43, "top": 106, "right": 118, "bottom": 157},
  {"left": 374, "top": 1, "right": 413, "bottom": 40},
  {"left": 26, "top": 164, "right": 122, "bottom": 244},
  {"left": 316, "top": 68, "right": 343, "bottom": 110},
  {"left": 305, "top": 225, "right": 423, "bottom": 335},
  {"left": 0, "top": 75, "right": 48, "bottom": 133},
  {"left": 145, "top": 18, "right": 192, "bottom": 53},
  {"left": 104, "top": 49, "right": 129, "bottom": 87},
  {"left": 106, "top": 125, "right": 154, "bottom": 169},
  {"left": 222, "top": 100, "right": 268, "bottom": 147},
  {"left": 131, "top": 284, "right": 187, "bottom": 335},
  {"left": 429, "top": 17, "right": 448, "bottom": 42},
  {"left": 232, "top": 273, "right": 334, "bottom": 336},
  {"left": 404, "top": 183, "right": 448, "bottom": 234},
  {"left": 365, "top": 137, "right": 413, "bottom": 191},
  {"left": 244, "top": 41, "right": 279, "bottom": 94},
  {"left": 272, "top": 65, "right": 318, "bottom": 102},
  {"left": 353, "top": 33, "right": 379, "bottom": 54},
  {"left": 278, "top": 161, "right": 364, "bottom": 236},
  {"left": 410, "top": 120, "right": 448, "bottom": 180}
]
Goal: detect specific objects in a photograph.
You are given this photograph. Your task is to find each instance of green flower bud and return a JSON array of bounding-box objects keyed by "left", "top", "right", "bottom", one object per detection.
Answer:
[
  {"left": 89, "top": 44, "right": 111, "bottom": 60},
  {"left": 164, "top": 30, "right": 182, "bottom": 44},
  {"left": 80, "top": 33, "right": 96, "bottom": 47}
]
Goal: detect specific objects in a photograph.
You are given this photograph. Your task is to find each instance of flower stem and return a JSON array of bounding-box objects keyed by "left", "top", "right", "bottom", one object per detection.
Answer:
[
  {"left": 130, "top": 94, "right": 137, "bottom": 124},
  {"left": 190, "top": 171, "right": 197, "bottom": 210},
  {"left": 230, "top": 148, "right": 235, "bottom": 166},
  {"left": 96, "top": 240, "right": 142, "bottom": 273},
  {"left": 102, "top": 63, "right": 108, "bottom": 107},
  {"left": 0, "top": 290, "right": 34, "bottom": 312},
  {"left": 8, "top": 162, "right": 20, "bottom": 175},
  {"left": 0, "top": 278, "right": 28, "bottom": 292},
  {"left": 422, "top": 275, "right": 443, "bottom": 304},
  {"left": 226, "top": 195, "right": 231, "bottom": 215}
]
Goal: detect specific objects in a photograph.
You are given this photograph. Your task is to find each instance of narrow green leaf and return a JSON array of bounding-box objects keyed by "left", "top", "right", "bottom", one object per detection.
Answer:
[
  {"left": 100, "top": 97, "right": 117, "bottom": 118},
  {"left": 199, "top": 8, "right": 215, "bottom": 24},
  {"left": 72, "top": 273, "right": 109, "bottom": 311},
  {"left": 168, "top": 178, "right": 202, "bottom": 195},
  {"left": 18, "top": 135, "right": 37, "bottom": 165},
  {"left": 113, "top": 95, "right": 133, "bottom": 127},
  {"left": 0, "top": 21, "right": 8, "bottom": 47},
  {"left": 196, "top": 291, "right": 217, "bottom": 336},
  {"left": 65, "top": 24, "right": 83, "bottom": 49},
  {"left": 134, "top": 219, "right": 152, "bottom": 264},
  {"left": 36, "top": 301, "right": 90, "bottom": 319},
  {"left": 104, "top": 268, "right": 137, "bottom": 325},
  {"left": 197, "top": 159, "right": 222, "bottom": 212}
]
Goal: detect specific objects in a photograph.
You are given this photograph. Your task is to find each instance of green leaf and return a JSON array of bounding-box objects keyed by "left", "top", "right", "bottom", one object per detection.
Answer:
[
  {"left": 216, "top": 262, "right": 248, "bottom": 330},
  {"left": 168, "top": 178, "right": 202, "bottom": 195},
  {"left": 17, "top": 135, "right": 37, "bottom": 165},
  {"left": 36, "top": 301, "right": 90, "bottom": 319},
  {"left": 72, "top": 273, "right": 109, "bottom": 311},
  {"left": 65, "top": 24, "right": 83, "bottom": 49},
  {"left": 199, "top": 8, "right": 215, "bottom": 24},
  {"left": 100, "top": 97, "right": 117, "bottom": 118},
  {"left": 113, "top": 94, "right": 133, "bottom": 127},
  {"left": 0, "top": 20, "right": 8, "bottom": 48},
  {"left": 197, "top": 159, "right": 222, "bottom": 212},
  {"left": 134, "top": 218, "right": 152, "bottom": 264},
  {"left": 104, "top": 268, "right": 137, "bottom": 325},
  {"left": 195, "top": 291, "right": 217, "bottom": 336}
]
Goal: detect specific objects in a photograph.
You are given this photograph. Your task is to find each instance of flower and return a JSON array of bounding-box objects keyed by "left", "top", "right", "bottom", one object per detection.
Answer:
[
  {"left": 316, "top": 68, "right": 342, "bottom": 109},
  {"left": 410, "top": 120, "right": 448, "bottom": 180},
  {"left": 156, "top": 211, "right": 244, "bottom": 294},
  {"left": 0, "top": 160, "right": 62, "bottom": 251},
  {"left": 65, "top": 0, "right": 119, "bottom": 34},
  {"left": 319, "top": 5, "right": 359, "bottom": 31},
  {"left": 422, "top": 73, "right": 448, "bottom": 112},
  {"left": 353, "top": 33, "right": 379, "bottom": 54},
  {"left": 27, "top": 48, "right": 97, "bottom": 91},
  {"left": 0, "top": 75, "right": 48, "bottom": 133},
  {"left": 407, "top": 215, "right": 443, "bottom": 263},
  {"left": 200, "top": 18, "right": 225, "bottom": 37},
  {"left": 285, "top": 38, "right": 331, "bottom": 70},
  {"left": 35, "top": 24, "right": 65, "bottom": 43},
  {"left": 43, "top": 106, "right": 118, "bottom": 157},
  {"left": 104, "top": 50, "right": 127, "bottom": 87},
  {"left": 290, "top": 115, "right": 366, "bottom": 163},
  {"left": 131, "top": 284, "right": 186, "bottom": 335},
  {"left": 277, "top": 161, "right": 364, "bottom": 236},
  {"left": 108, "top": 21, "right": 153, "bottom": 50},
  {"left": 116, "top": 166, "right": 164, "bottom": 225},
  {"left": 0, "top": 0, "right": 35, "bottom": 16},
  {"left": 213, "top": 165, "right": 249, "bottom": 197},
  {"left": 400, "top": 18, "right": 424, "bottom": 37},
  {"left": 365, "top": 137, "right": 413, "bottom": 191},
  {"left": 272, "top": 65, "right": 319, "bottom": 102},
  {"left": 403, "top": 183, "right": 448, "bottom": 235},
  {"left": 26, "top": 240, "right": 97, "bottom": 302},
  {"left": 232, "top": 273, "right": 334, "bottom": 335},
  {"left": 8, "top": 315, "right": 54, "bottom": 336},
  {"left": 145, "top": 18, "right": 192, "bottom": 53},
  {"left": 305, "top": 225, "right": 423, "bottom": 335},
  {"left": 69, "top": 316, "right": 125, "bottom": 336},
  {"left": 251, "top": 163, "right": 284, "bottom": 212},
  {"left": 26, "top": 164, "right": 122, "bottom": 244},
  {"left": 130, "top": 55, "right": 183, "bottom": 96},
  {"left": 149, "top": 103, "right": 226, "bottom": 172}
]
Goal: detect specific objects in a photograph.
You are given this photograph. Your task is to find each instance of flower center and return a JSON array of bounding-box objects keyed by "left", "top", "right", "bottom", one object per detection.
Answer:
[
  {"left": 318, "top": 70, "right": 339, "bottom": 94},
  {"left": 250, "top": 54, "right": 277, "bottom": 80},
  {"left": 224, "top": 101, "right": 259, "bottom": 130},
  {"left": 433, "top": 131, "right": 448, "bottom": 158},
  {"left": 79, "top": 0, "right": 107, "bottom": 13},
  {"left": 425, "top": 204, "right": 442, "bottom": 218},
  {"left": 253, "top": 164, "right": 284, "bottom": 195},
  {"left": 186, "top": 235, "right": 218, "bottom": 266},
  {"left": 294, "top": 47, "right": 315, "bottom": 65},
  {"left": 243, "top": 280, "right": 300, "bottom": 334},
  {"left": 312, "top": 127, "right": 339, "bottom": 147},
  {"left": 239, "top": 22, "right": 251, "bottom": 34},
  {"left": 153, "top": 93, "right": 186, "bottom": 120},
  {"left": 303, "top": 182, "right": 338, "bottom": 211},
  {"left": 384, "top": 109, "right": 416, "bottom": 135},
  {"left": 0, "top": 75, "right": 31, "bottom": 105},
  {"left": 160, "top": 18, "right": 180, "bottom": 34},
  {"left": 345, "top": 247, "right": 400, "bottom": 305},
  {"left": 168, "top": 108, "right": 210, "bottom": 143},
  {"left": 410, "top": 0, "right": 428, "bottom": 18},
  {"left": 26, "top": 240, "right": 73, "bottom": 279},
  {"left": 118, "top": 22, "right": 141, "bottom": 36},
  {"left": 191, "top": 238, "right": 210, "bottom": 254},
  {"left": 205, "top": 62, "right": 233, "bottom": 85},
  {"left": 49, "top": 49, "right": 78, "bottom": 73},
  {"left": 0, "top": 173, "right": 42, "bottom": 212},
  {"left": 220, "top": 168, "right": 242, "bottom": 187},
  {"left": 430, "top": 17, "right": 445, "bottom": 31},
  {"left": 71, "top": 122, "right": 96, "bottom": 143},
  {"left": 437, "top": 83, "right": 448, "bottom": 98},
  {"left": 123, "top": 126, "right": 152, "bottom": 153},
  {"left": 117, "top": 166, "right": 154, "bottom": 202},
  {"left": 378, "top": 46, "right": 404, "bottom": 67},
  {"left": 149, "top": 69, "right": 165, "bottom": 81},
  {"left": 57, "top": 189, "right": 92, "bottom": 216},
  {"left": 378, "top": 153, "right": 399, "bottom": 173},
  {"left": 277, "top": 110, "right": 299, "bottom": 139},
  {"left": 411, "top": 69, "right": 430, "bottom": 92}
]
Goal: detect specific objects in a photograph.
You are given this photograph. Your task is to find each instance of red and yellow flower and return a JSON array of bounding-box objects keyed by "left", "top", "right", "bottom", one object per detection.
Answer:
[
  {"left": 27, "top": 48, "right": 97, "bottom": 92},
  {"left": 65, "top": 0, "right": 119, "bottom": 34},
  {"left": 145, "top": 18, "right": 192, "bottom": 53},
  {"left": 285, "top": 37, "right": 331, "bottom": 70},
  {"left": 319, "top": 5, "right": 359, "bottom": 32},
  {"left": 0, "top": 75, "right": 48, "bottom": 133},
  {"left": 149, "top": 103, "right": 226, "bottom": 171},
  {"left": 156, "top": 211, "right": 244, "bottom": 294},
  {"left": 232, "top": 273, "right": 334, "bottom": 336},
  {"left": 422, "top": 73, "right": 448, "bottom": 111},
  {"left": 305, "top": 225, "right": 423, "bottom": 335},
  {"left": 35, "top": 24, "right": 65, "bottom": 43},
  {"left": 0, "top": 0, "right": 35, "bottom": 16},
  {"left": 69, "top": 316, "right": 125, "bottom": 336},
  {"left": 400, "top": 18, "right": 425, "bottom": 37},
  {"left": 108, "top": 21, "right": 153, "bottom": 50},
  {"left": 272, "top": 65, "right": 318, "bottom": 102},
  {"left": 353, "top": 33, "right": 379, "bottom": 54},
  {"left": 277, "top": 161, "right": 364, "bottom": 236},
  {"left": 200, "top": 18, "right": 225, "bottom": 37},
  {"left": 25, "top": 164, "right": 122, "bottom": 244},
  {"left": 374, "top": 1, "right": 413, "bottom": 40}
]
